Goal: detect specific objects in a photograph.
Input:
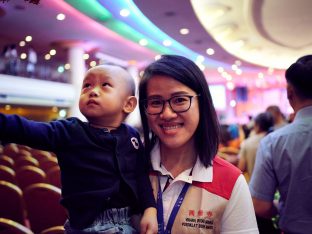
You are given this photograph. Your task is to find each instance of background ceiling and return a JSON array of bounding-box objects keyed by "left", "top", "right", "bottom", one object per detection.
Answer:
[{"left": 1, "top": 0, "right": 310, "bottom": 88}]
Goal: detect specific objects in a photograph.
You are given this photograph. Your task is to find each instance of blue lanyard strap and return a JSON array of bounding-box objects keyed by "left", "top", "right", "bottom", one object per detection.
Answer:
[{"left": 157, "top": 175, "right": 190, "bottom": 234}]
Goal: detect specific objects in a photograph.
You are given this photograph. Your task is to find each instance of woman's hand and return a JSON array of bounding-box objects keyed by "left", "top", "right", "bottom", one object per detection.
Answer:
[{"left": 140, "top": 207, "right": 158, "bottom": 234}]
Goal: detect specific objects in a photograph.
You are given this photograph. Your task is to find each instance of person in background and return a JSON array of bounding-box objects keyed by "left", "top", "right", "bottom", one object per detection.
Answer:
[
  {"left": 26, "top": 45, "right": 37, "bottom": 77},
  {"left": 249, "top": 55, "right": 312, "bottom": 234},
  {"left": 237, "top": 112, "right": 274, "bottom": 182},
  {"left": 0, "top": 65, "right": 157, "bottom": 234},
  {"left": 4, "top": 44, "right": 18, "bottom": 75},
  {"left": 139, "top": 55, "right": 258, "bottom": 233},
  {"left": 265, "top": 105, "right": 287, "bottom": 130}
]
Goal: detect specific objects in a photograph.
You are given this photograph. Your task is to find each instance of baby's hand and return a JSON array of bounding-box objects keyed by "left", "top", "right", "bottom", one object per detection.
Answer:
[{"left": 140, "top": 207, "right": 158, "bottom": 234}]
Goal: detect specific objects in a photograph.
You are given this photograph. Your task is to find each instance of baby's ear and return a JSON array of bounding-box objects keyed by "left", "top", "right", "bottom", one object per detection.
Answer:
[{"left": 123, "top": 96, "right": 137, "bottom": 114}]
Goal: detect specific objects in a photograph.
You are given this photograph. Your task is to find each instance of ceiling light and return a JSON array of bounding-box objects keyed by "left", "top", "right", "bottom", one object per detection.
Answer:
[
  {"left": 120, "top": 9, "right": 130, "bottom": 17},
  {"left": 217, "top": 67, "right": 224, "bottom": 73},
  {"left": 226, "top": 82, "right": 235, "bottom": 91},
  {"left": 195, "top": 62, "right": 205, "bottom": 71},
  {"left": 180, "top": 28, "right": 189, "bottom": 35},
  {"left": 45, "top": 54, "right": 51, "bottom": 60},
  {"left": 206, "top": 48, "right": 215, "bottom": 55},
  {"left": 162, "top": 39, "right": 172, "bottom": 47},
  {"left": 56, "top": 13, "right": 66, "bottom": 21},
  {"left": 230, "top": 100, "right": 236, "bottom": 107},
  {"left": 20, "top": 53, "right": 27, "bottom": 60},
  {"left": 139, "top": 39, "right": 148, "bottom": 46},
  {"left": 196, "top": 55, "right": 205, "bottom": 63},
  {"left": 25, "top": 35, "right": 32, "bottom": 42},
  {"left": 221, "top": 72, "right": 228, "bottom": 78},
  {"left": 58, "top": 66, "right": 64, "bottom": 73},
  {"left": 64, "top": 63, "right": 70, "bottom": 70},
  {"left": 225, "top": 75, "right": 232, "bottom": 81},
  {"left": 49, "top": 49, "right": 56, "bottom": 56},
  {"left": 90, "top": 61, "right": 97, "bottom": 67},
  {"left": 231, "top": 64, "right": 238, "bottom": 70},
  {"left": 19, "top": 41, "right": 26, "bottom": 47},
  {"left": 155, "top": 55, "right": 161, "bottom": 60},
  {"left": 235, "top": 69, "right": 242, "bottom": 75},
  {"left": 59, "top": 109, "right": 67, "bottom": 118},
  {"left": 83, "top": 53, "right": 89, "bottom": 60},
  {"left": 258, "top": 73, "right": 264, "bottom": 79}
]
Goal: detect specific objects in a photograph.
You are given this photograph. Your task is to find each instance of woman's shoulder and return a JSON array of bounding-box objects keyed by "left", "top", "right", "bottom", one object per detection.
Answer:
[{"left": 212, "top": 156, "right": 241, "bottom": 185}]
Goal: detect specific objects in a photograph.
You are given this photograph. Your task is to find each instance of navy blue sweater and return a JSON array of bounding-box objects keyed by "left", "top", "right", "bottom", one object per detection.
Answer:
[{"left": 0, "top": 114, "right": 155, "bottom": 229}]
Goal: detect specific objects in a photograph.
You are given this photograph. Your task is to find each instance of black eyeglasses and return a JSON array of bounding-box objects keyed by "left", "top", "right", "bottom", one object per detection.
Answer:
[{"left": 143, "top": 94, "right": 200, "bottom": 115}]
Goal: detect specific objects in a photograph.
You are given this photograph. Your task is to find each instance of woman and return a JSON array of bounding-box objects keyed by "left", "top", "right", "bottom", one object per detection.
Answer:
[{"left": 139, "top": 55, "right": 258, "bottom": 233}]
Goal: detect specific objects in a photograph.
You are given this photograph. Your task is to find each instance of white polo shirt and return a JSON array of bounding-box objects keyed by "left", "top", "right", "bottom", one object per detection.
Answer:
[{"left": 150, "top": 144, "right": 258, "bottom": 233}]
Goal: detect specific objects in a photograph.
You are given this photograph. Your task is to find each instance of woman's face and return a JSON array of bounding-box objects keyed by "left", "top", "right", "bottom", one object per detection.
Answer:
[{"left": 145, "top": 75, "right": 200, "bottom": 150}]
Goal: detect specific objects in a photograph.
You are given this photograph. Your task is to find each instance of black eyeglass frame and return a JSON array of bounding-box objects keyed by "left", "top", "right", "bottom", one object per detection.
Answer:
[{"left": 142, "top": 94, "right": 200, "bottom": 115}]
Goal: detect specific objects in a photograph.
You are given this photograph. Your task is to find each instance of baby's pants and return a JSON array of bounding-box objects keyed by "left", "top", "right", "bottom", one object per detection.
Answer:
[{"left": 64, "top": 207, "right": 138, "bottom": 234}]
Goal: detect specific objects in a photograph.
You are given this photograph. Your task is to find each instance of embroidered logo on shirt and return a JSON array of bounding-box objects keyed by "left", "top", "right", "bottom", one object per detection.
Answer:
[
  {"left": 181, "top": 210, "right": 214, "bottom": 230},
  {"left": 131, "top": 137, "right": 139, "bottom": 149}
]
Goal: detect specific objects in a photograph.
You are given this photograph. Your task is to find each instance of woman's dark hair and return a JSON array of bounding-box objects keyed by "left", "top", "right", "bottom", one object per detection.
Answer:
[
  {"left": 138, "top": 55, "right": 220, "bottom": 167},
  {"left": 285, "top": 55, "right": 312, "bottom": 99}
]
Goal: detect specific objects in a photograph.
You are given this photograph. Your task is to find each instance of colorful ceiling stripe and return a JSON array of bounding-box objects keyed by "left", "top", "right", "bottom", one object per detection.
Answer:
[{"left": 64, "top": 0, "right": 230, "bottom": 68}]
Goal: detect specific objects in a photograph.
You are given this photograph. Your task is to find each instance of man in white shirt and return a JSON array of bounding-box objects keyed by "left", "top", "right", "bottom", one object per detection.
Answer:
[{"left": 249, "top": 55, "right": 312, "bottom": 234}]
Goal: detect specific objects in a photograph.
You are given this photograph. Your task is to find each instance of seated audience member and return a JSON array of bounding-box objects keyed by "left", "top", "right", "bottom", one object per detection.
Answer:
[{"left": 249, "top": 55, "right": 312, "bottom": 234}]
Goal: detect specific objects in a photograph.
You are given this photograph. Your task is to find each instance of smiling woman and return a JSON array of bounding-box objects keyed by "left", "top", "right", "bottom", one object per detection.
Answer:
[{"left": 138, "top": 55, "right": 259, "bottom": 234}]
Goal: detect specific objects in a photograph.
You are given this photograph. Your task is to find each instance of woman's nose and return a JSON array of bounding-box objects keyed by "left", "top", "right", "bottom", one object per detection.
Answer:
[{"left": 160, "top": 102, "right": 177, "bottom": 119}]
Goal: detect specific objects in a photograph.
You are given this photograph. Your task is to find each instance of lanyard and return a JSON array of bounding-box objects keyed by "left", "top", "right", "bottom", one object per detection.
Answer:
[{"left": 157, "top": 175, "right": 190, "bottom": 234}]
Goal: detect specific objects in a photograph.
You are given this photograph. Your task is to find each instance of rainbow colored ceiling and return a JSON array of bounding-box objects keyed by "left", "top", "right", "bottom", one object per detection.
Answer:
[{"left": 64, "top": 0, "right": 230, "bottom": 69}]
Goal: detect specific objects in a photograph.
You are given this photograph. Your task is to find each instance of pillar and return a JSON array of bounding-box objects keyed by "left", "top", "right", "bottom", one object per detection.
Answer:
[{"left": 68, "top": 46, "right": 86, "bottom": 120}]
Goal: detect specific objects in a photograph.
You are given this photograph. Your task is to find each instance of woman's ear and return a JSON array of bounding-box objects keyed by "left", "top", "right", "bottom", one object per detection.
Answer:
[{"left": 123, "top": 96, "right": 137, "bottom": 114}]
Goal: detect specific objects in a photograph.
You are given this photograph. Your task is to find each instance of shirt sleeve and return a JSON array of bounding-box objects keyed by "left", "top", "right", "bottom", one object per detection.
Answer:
[
  {"left": 249, "top": 137, "right": 277, "bottom": 201},
  {"left": 221, "top": 175, "right": 259, "bottom": 233},
  {"left": 0, "top": 113, "right": 70, "bottom": 150}
]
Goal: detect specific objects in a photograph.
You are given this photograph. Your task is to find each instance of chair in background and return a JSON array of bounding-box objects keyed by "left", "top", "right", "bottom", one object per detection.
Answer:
[
  {"left": 23, "top": 183, "right": 67, "bottom": 233},
  {"left": 39, "top": 157, "right": 58, "bottom": 172},
  {"left": 16, "top": 166, "right": 46, "bottom": 190},
  {"left": 0, "top": 165, "right": 17, "bottom": 184},
  {"left": 15, "top": 156, "right": 39, "bottom": 169},
  {"left": 0, "top": 155, "right": 15, "bottom": 169},
  {"left": 0, "top": 180, "right": 26, "bottom": 225},
  {"left": 40, "top": 226, "right": 65, "bottom": 234},
  {"left": 3, "top": 143, "right": 19, "bottom": 159},
  {"left": 16, "top": 145, "right": 32, "bottom": 152},
  {"left": 46, "top": 166, "right": 61, "bottom": 188},
  {"left": 16, "top": 149, "right": 32, "bottom": 158},
  {"left": 0, "top": 218, "right": 33, "bottom": 234},
  {"left": 30, "top": 149, "right": 52, "bottom": 164}
]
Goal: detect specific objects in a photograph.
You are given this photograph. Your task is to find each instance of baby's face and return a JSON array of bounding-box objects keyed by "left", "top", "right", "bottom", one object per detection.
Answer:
[{"left": 79, "top": 66, "right": 132, "bottom": 126}]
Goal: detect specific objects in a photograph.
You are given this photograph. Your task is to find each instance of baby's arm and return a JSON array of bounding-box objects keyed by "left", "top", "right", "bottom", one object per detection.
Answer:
[
  {"left": 140, "top": 207, "right": 158, "bottom": 234},
  {"left": 0, "top": 113, "right": 63, "bottom": 150}
]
